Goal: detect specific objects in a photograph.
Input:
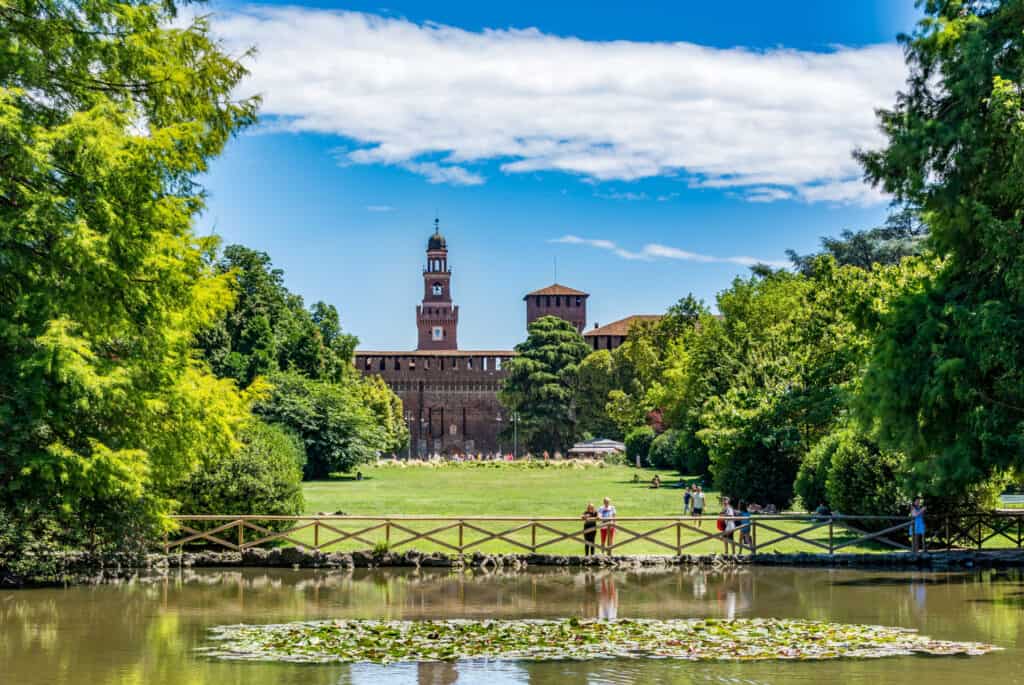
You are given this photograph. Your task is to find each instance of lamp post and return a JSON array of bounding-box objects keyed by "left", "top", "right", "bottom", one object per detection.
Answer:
[
  {"left": 496, "top": 411, "right": 519, "bottom": 459},
  {"left": 512, "top": 411, "right": 519, "bottom": 459},
  {"left": 403, "top": 411, "right": 413, "bottom": 460}
]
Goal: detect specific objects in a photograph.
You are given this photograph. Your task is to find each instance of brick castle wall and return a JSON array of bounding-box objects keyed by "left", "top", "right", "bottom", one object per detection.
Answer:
[
  {"left": 525, "top": 293, "right": 586, "bottom": 333},
  {"left": 355, "top": 352, "right": 513, "bottom": 455}
]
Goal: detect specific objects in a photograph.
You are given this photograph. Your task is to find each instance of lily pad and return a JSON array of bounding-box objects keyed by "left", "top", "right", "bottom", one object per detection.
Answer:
[{"left": 199, "top": 618, "right": 998, "bottom": 664}]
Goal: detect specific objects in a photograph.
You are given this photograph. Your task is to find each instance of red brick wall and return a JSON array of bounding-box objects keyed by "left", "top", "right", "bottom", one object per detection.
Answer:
[
  {"left": 525, "top": 293, "right": 587, "bottom": 333},
  {"left": 355, "top": 353, "right": 513, "bottom": 455}
]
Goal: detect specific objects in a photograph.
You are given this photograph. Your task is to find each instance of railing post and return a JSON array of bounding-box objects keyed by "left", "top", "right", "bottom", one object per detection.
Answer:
[
  {"left": 163, "top": 531, "right": 169, "bottom": 555},
  {"left": 978, "top": 517, "right": 983, "bottom": 550},
  {"left": 386, "top": 520, "right": 391, "bottom": 547},
  {"left": 751, "top": 520, "right": 757, "bottom": 554},
  {"left": 676, "top": 521, "right": 681, "bottom": 554},
  {"left": 531, "top": 521, "right": 536, "bottom": 552},
  {"left": 458, "top": 520, "right": 464, "bottom": 553},
  {"left": 237, "top": 520, "right": 244, "bottom": 549},
  {"left": 314, "top": 520, "right": 320, "bottom": 550},
  {"left": 828, "top": 518, "right": 834, "bottom": 555},
  {"left": 945, "top": 516, "right": 950, "bottom": 551}
]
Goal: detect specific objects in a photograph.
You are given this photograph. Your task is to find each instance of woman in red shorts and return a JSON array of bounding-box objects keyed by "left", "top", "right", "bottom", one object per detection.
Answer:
[{"left": 598, "top": 497, "right": 617, "bottom": 554}]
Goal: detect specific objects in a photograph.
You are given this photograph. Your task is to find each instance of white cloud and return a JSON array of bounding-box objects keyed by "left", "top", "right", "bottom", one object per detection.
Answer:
[
  {"left": 366, "top": 204, "right": 395, "bottom": 212},
  {"left": 594, "top": 190, "right": 649, "bottom": 201},
  {"left": 551, "top": 235, "right": 789, "bottom": 268},
  {"left": 212, "top": 7, "right": 904, "bottom": 203}
]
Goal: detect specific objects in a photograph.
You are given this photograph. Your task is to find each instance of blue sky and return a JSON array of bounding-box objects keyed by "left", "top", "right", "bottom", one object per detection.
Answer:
[{"left": 198, "top": 0, "right": 921, "bottom": 350}]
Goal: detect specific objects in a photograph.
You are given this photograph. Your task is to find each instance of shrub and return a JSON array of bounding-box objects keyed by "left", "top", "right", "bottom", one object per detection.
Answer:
[
  {"left": 178, "top": 421, "right": 305, "bottom": 539},
  {"left": 794, "top": 433, "right": 841, "bottom": 512},
  {"left": 704, "top": 411, "right": 802, "bottom": 508},
  {"left": 824, "top": 430, "right": 904, "bottom": 516},
  {"left": 625, "top": 426, "right": 656, "bottom": 466},
  {"left": 649, "top": 429, "right": 683, "bottom": 469}
]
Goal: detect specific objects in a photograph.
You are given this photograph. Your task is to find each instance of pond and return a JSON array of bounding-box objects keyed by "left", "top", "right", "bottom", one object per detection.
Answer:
[{"left": 2, "top": 565, "right": 1022, "bottom": 684}]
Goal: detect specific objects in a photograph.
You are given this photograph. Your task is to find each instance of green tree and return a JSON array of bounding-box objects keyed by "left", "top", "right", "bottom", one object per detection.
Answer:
[
  {"left": 197, "top": 245, "right": 358, "bottom": 387},
  {"left": 0, "top": 0, "right": 257, "bottom": 548},
  {"left": 575, "top": 350, "right": 621, "bottom": 439},
  {"left": 624, "top": 426, "right": 656, "bottom": 466},
  {"left": 855, "top": 0, "right": 1024, "bottom": 488},
  {"left": 787, "top": 205, "right": 927, "bottom": 276},
  {"left": 178, "top": 421, "right": 305, "bottom": 533},
  {"left": 254, "top": 371, "right": 399, "bottom": 479},
  {"left": 499, "top": 316, "right": 591, "bottom": 454}
]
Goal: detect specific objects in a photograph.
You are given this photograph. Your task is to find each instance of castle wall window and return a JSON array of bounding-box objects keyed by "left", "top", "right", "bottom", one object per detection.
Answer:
[
  {"left": 482, "top": 357, "right": 488, "bottom": 371},
  {"left": 393, "top": 358, "right": 401, "bottom": 370},
  {"left": 379, "top": 358, "right": 386, "bottom": 371}
]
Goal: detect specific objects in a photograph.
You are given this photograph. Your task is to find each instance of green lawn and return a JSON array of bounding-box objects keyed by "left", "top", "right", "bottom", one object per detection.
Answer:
[
  {"left": 279, "top": 463, "right": 901, "bottom": 556},
  {"left": 303, "top": 464, "right": 692, "bottom": 518}
]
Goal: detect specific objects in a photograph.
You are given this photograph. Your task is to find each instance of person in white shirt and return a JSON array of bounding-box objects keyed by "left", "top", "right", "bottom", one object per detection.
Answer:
[
  {"left": 597, "top": 497, "right": 617, "bottom": 554},
  {"left": 691, "top": 486, "right": 706, "bottom": 527}
]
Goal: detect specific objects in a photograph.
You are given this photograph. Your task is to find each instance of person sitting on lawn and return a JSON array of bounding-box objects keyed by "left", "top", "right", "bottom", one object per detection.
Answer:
[{"left": 651, "top": 474, "right": 661, "bottom": 489}]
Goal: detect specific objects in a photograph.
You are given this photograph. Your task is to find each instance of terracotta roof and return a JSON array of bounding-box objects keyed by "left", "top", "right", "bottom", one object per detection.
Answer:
[
  {"left": 523, "top": 283, "right": 589, "bottom": 298},
  {"left": 583, "top": 315, "right": 663, "bottom": 337},
  {"left": 355, "top": 350, "right": 516, "bottom": 357}
]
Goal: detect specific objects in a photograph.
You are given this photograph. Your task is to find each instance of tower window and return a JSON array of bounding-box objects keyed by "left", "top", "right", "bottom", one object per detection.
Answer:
[
  {"left": 432, "top": 326, "right": 444, "bottom": 341},
  {"left": 535, "top": 296, "right": 541, "bottom": 307},
  {"left": 432, "top": 282, "right": 442, "bottom": 296},
  {"left": 576, "top": 296, "right": 582, "bottom": 306}
]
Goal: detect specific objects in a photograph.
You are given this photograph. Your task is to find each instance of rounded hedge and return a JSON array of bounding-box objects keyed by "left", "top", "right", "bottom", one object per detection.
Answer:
[
  {"left": 624, "top": 426, "right": 656, "bottom": 465},
  {"left": 178, "top": 421, "right": 305, "bottom": 533},
  {"left": 824, "top": 429, "right": 903, "bottom": 516}
]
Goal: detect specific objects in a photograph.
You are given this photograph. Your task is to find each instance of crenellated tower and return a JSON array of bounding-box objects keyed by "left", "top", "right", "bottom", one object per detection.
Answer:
[{"left": 416, "top": 219, "right": 459, "bottom": 349}]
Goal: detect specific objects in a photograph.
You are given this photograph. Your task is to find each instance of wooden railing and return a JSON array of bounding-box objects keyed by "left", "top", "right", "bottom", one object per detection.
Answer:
[{"left": 163, "top": 513, "right": 1024, "bottom": 556}]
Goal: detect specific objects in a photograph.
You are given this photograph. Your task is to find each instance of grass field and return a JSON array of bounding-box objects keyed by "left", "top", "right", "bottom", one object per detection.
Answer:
[{"left": 266, "top": 463, "right": 904, "bottom": 556}]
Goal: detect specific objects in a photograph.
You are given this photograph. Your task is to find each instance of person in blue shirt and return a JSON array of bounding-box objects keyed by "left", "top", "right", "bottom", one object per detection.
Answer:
[
  {"left": 737, "top": 500, "right": 753, "bottom": 552},
  {"left": 909, "top": 497, "right": 927, "bottom": 552}
]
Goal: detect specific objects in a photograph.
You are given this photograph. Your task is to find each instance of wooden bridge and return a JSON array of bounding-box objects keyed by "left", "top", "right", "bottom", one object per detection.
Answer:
[{"left": 163, "top": 511, "right": 1024, "bottom": 556}]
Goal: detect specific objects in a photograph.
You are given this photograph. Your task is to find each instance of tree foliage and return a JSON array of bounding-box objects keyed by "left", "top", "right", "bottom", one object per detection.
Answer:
[
  {"left": 855, "top": 0, "right": 1024, "bottom": 489},
  {"left": 499, "top": 316, "right": 591, "bottom": 453},
  {"left": 197, "top": 245, "right": 358, "bottom": 387},
  {"left": 0, "top": 0, "right": 257, "bottom": 546},
  {"left": 255, "top": 371, "right": 406, "bottom": 479},
  {"left": 178, "top": 421, "right": 305, "bottom": 530},
  {"left": 787, "top": 206, "right": 928, "bottom": 276}
]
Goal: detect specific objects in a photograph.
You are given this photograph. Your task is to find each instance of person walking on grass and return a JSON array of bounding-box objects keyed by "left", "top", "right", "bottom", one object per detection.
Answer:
[
  {"left": 692, "top": 486, "right": 706, "bottom": 526},
  {"left": 581, "top": 502, "right": 598, "bottom": 556},
  {"left": 598, "top": 497, "right": 617, "bottom": 554},
  {"left": 909, "top": 497, "right": 927, "bottom": 553},
  {"left": 683, "top": 486, "right": 692, "bottom": 515}
]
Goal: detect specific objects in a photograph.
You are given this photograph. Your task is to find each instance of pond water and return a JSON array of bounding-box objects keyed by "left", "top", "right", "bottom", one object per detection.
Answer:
[{"left": 2, "top": 565, "right": 1022, "bottom": 684}]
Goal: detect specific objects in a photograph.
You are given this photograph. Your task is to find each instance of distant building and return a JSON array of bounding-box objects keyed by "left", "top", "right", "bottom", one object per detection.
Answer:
[
  {"left": 583, "top": 314, "right": 663, "bottom": 351},
  {"left": 355, "top": 221, "right": 631, "bottom": 456},
  {"left": 524, "top": 284, "right": 588, "bottom": 333},
  {"left": 355, "top": 220, "right": 514, "bottom": 456},
  {"left": 567, "top": 438, "right": 626, "bottom": 458}
]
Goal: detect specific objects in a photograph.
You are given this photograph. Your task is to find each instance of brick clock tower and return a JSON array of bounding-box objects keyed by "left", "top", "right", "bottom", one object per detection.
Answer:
[{"left": 416, "top": 219, "right": 459, "bottom": 350}]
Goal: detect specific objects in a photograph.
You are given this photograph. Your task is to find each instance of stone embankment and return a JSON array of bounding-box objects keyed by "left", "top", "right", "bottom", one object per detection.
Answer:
[
  {"left": 162, "top": 547, "right": 1024, "bottom": 571},
  {"left": 7, "top": 548, "right": 1024, "bottom": 587}
]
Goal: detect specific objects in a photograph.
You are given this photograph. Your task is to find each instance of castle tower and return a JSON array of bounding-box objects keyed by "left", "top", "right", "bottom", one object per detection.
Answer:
[
  {"left": 416, "top": 219, "right": 459, "bottom": 350},
  {"left": 524, "top": 284, "right": 589, "bottom": 333}
]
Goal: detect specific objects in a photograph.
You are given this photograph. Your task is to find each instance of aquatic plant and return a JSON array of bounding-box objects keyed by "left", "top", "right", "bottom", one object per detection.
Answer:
[{"left": 201, "top": 617, "right": 998, "bottom": 664}]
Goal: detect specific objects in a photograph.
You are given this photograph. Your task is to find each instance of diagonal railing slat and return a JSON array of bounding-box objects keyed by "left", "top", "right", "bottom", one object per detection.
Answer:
[{"left": 163, "top": 513, "right": 1024, "bottom": 556}]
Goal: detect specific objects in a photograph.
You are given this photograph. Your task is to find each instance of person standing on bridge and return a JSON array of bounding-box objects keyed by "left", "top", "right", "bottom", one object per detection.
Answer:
[
  {"left": 910, "top": 497, "right": 927, "bottom": 552},
  {"left": 598, "top": 497, "right": 616, "bottom": 554},
  {"left": 581, "top": 503, "right": 598, "bottom": 556}
]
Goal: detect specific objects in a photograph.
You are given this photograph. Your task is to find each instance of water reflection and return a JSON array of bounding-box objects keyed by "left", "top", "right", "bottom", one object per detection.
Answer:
[{"left": 2, "top": 566, "right": 1023, "bottom": 684}]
